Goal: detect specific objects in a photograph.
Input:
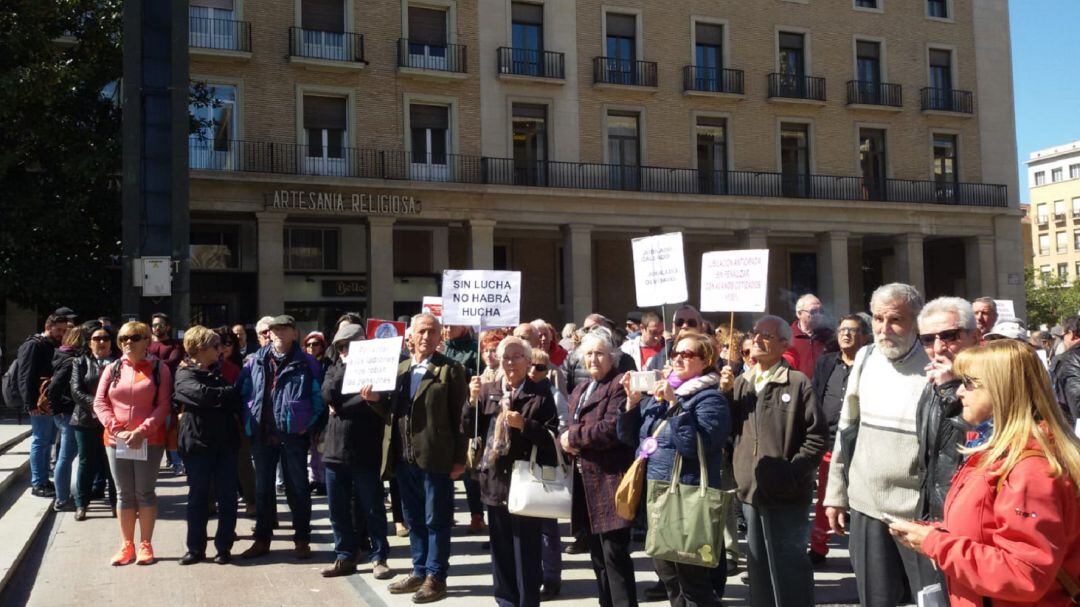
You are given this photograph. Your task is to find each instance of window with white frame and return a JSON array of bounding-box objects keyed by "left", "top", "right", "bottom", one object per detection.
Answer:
[
  {"left": 300, "top": 0, "right": 347, "bottom": 59},
  {"left": 1057, "top": 231, "right": 1068, "bottom": 253},
  {"left": 927, "top": 0, "right": 948, "bottom": 18},
  {"left": 1059, "top": 263, "right": 1069, "bottom": 281},
  {"left": 1040, "top": 265, "right": 1052, "bottom": 281},
  {"left": 1034, "top": 171, "right": 1046, "bottom": 186},
  {"left": 189, "top": 0, "right": 238, "bottom": 50},
  {"left": 303, "top": 95, "right": 348, "bottom": 176},
  {"left": 1071, "top": 164, "right": 1080, "bottom": 179},
  {"left": 1038, "top": 234, "right": 1049, "bottom": 255},
  {"left": 1037, "top": 203, "right": 1048, "bottom": 224},
  {"left": 1055, "top": 200, "right": 1066, "bottom": 221},
  {"left": 188, "top": 83, "right": 236, "bottom": 170},
  {"left": 1052, "top": 168, "right": 1063, "bottom": 183},
  {"left": 1073, "top": 198, "right": 1080, "bottom": 217},
  {"left": 409, "top": 103, "right": 450, "bottom": 181}
]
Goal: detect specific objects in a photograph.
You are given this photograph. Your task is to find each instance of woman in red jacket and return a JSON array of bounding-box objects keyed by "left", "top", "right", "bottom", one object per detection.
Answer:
[{"left": 889, "top": 340, "right": 1080, "bottom": 607}]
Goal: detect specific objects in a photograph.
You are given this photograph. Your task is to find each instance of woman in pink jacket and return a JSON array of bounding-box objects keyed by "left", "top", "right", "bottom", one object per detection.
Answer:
[
  {"left": 93, "top": 321, "right": 172, "bottom": 566},
  {"left": 890, "top": 340, "right": 1080, "bottom": 606}
]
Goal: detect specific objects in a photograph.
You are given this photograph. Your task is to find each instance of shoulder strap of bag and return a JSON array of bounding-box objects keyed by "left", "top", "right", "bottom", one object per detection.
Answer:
[{"left": 994, "top": 449, "right": 1045, "bottom": 494}]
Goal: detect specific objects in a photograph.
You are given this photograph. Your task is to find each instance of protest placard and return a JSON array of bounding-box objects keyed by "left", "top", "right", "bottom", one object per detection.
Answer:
[
  {"left": 366, "top": 319, "right": 406, "bottom": 340},
  {"left": 700, "top": 249, "right": 770, "bottom": 312},
  {"left": 342, "top": 336, "right": 404, "bottom": 394},
  {"left": 441, "top": 270, "right": 521, "bottom": 328},
  {"left": 631, "top": 232, "right": 688, "bottom": 307},
  {"left": 993, "top": 299, "right": 1016, "bottom": 322},
  {"left": 422, "top": 296, "right": 443, "bottom": 320}
]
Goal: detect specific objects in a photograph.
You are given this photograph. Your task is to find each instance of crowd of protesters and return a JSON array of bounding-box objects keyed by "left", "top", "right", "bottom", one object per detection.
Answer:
[{"left": 3, "top": 283, "right": 1079, "bottom": 607}]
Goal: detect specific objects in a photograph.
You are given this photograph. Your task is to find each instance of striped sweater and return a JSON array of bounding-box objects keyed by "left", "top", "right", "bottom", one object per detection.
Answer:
[{"left": 823, "top": 341, "right": 929, "bottom": 520}]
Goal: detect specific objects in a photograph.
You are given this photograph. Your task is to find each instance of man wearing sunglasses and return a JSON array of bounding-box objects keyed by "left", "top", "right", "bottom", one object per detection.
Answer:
[{"left": 643, "top": 305, "right": 704, "bottom": 372}]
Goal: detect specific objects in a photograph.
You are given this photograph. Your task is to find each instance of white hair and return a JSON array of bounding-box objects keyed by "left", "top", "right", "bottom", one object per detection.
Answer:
[
  {"left": 870, "top": 283, "right": 924, "bottom": 316},
  {"left": 576, "top": 326, "right": 618, "bottom": 358},
  {"left": 918, "top": 297, "right": 976, "bottom": 331},
  {"left": 496, "top": 336, "right": 533, "bottom": 361},
  {"left": 755, "top": 315, "right": 793, "bottom": 342},
  {"left": 255, "top": 316, "right": 275, "bottom": 333},
  {"left": 561, "top": 323, "right": 577, "bottom": 339},
  {"left": 795, "top": 294, "right": 821, "bottom": 313},
  {"left": 410, "top": 313, "right": 441, "bottom": 331}
]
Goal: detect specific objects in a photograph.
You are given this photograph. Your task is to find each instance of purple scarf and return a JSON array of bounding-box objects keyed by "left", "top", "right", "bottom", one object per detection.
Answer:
[{"left": 666, "top": 370, "right": 700, "bottom": 390}]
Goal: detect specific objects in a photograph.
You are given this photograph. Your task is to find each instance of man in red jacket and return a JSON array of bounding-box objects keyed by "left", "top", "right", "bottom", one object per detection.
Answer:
[{"left": 787, "top": 294, "right": 836, "bottom": 379}]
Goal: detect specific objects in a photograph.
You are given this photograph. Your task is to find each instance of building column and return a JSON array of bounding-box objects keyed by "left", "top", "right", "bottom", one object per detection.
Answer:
[
  {"left": 964, "top": 235, "right": 997, "bottom": 299},
  {"left": 817, "top": 231, "right": 851, "bottom": 316},
  {"left": 431, "top": 226, "right": 450, "bottom": 274},
  {"left": 468, "top": 219, "right": 496, "bottom": 270},
  {"left": 255, "top": 211, "right": 286, "bottom": 315},
  {"left": 737, "top": 228, "right": 768, "bottom": 250},
  {"left": 367, "top": 216, "right": 396, "bottom": 320},
  {"left": 563, "top": 223, "right": 594, "bottom": 325},
  {"left": 894, "top": 233, "right": 926, "bottom": 295}
]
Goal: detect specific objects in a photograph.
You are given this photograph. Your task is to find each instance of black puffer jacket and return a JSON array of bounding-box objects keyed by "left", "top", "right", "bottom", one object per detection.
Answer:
[
  {"left": 915, "top": 379, "right": 966, "bottom": 521},
  {"left": 174, "top": 365, "right": 243, "bottom": 456},
  {"left": 321, "top": 359, "right": 389, "bottom": 468},
  {"left": 1051, "top": 346, "right": 1080, "bottom": 423},
  {"left": 70, "top": 354, "right": 115, "bottom": 429},
  {"left": 46, "top": 347, "right": 80, "bottom": 416}
]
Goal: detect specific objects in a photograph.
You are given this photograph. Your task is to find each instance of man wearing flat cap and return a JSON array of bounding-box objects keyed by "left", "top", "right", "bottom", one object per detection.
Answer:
[{"left": 239, "top": 315, "right": 327, "bottom": 560}]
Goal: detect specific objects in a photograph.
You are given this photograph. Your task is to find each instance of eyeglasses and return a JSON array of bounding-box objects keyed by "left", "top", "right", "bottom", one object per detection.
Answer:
[
  {"left": 151, "top": 323, "right": 166, "bottom": 329},
  {"left": 799, "top": 309, "right": 823, "bottom": 316},
  {"left": 532, "top": 364, "right": 548, "bottom": 372},
  {"left": 837, "top": 328, "right": 860, "bottom": 336},
  {"left": 90, "top": 336, "right": 111, "bottom": 343},
  {"left": 959, "top": 376, "right": 982, "bottom": 391},
  {"left": 918, "top": 329, "right": 963, "bottom": 346},
  {"left": 118, "top": 334, "right": 144, "bottom": 344},
  {"left": 673, "top": 318, "right": 699, "bottom": 328},
  {"left": 672, "top": 350, "right": 701, "bottom": 360},
  {"left": 305, "top": 342, "right": 323, "bottom": 348}
]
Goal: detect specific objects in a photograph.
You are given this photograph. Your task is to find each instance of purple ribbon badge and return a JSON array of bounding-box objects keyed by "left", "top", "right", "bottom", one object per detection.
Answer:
[{"left": 638, "top": 436, "right": 659, "bottom": 459}]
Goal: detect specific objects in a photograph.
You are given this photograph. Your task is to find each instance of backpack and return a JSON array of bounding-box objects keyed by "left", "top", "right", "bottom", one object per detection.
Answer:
[{"left": 2, "top": 335, "right": 49, "bottom": 410}]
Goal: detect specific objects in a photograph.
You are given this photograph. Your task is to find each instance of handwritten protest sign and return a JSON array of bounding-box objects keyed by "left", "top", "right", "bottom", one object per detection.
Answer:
[
  {"left": 993, "top": 299, "right": 1016, "bottom": 322},
  {"left": 422, "top": 296, "right": 443, "bottom": 320},
  {"left": 700, "top": 249, "right": 770, "bottom": 312},
  {"left": 631, "top": 232, "right": 688, "bottom": 307},
  {"left": 441, "top": 270, "right": 521, "bottom": 328},
  {"left": 366, "top": 319, "right": 406, "bottom": 340},
  {"left": 342, "top": 336, "right": 404, "bottom": 394}
]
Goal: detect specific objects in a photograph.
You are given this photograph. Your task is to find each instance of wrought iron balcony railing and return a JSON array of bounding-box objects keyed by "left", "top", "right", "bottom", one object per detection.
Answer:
[
  {"left": 497, "top": 47, "right": 565, "bottom": 79},
  {"left": 189, "top": 17, "right": 251, "bottom": 52},
  {"left": 846, "top": 80, "right": 902, "bottom": 107},
  {"left": 398, "top": 38, "right": 467, "bottom": 73},
  {"left": 768, "top": 73, "right": 826, "bottom": 101},
  {"left": 920, "top": 87, "right": 973, "bottom": 113},
  {"left": 593, "top": 57, "right": 658, "bottom": 87},
  {"left": 683, "top": 66, "right": 745, "bottom": 95},
  {"left": 288, "top": 27, "right": 365, "bottom": 63}
]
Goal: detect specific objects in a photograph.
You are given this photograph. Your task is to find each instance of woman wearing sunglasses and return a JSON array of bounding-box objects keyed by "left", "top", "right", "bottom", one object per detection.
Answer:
[
  {"left": 618, "top": 331, "right": 731, "bottom": 605},
  {"left": 889, "top": 340, "right": 1080, "bottom": 607},
  {"left": 93, "top": 321, "right": 173, "bottom": 566},
  {"left": 70, "top": 323, "right": 118, "bottom": 520}
]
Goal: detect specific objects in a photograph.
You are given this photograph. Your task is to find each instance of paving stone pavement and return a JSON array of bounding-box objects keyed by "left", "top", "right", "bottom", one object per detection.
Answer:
[{"left": 21, "top": 472, "right": 858, "bottom": 606}]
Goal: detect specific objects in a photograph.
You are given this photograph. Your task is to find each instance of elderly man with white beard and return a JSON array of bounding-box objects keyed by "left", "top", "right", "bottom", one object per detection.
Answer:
[{"left": 822, "top": 283, "right": 938, "bottom": 607}]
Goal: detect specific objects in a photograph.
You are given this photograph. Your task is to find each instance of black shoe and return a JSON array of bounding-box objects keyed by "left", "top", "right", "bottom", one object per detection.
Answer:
[
  {"left": 214, "top": 552, "right": 231, "bottom": 565},
  {"left": 539, "top": 583, "right": 561, "bottom": 602},
  {"left": 643, "top": 580, "right": 667, "bottom": 600},
  {"left": 809, "top": 550, "right": 827, "bottom": 567},
  {"left": 53, "top": 499, "right": 75, "bottom": 512},
  {"left": 725, "top": 557, "right": 740, "bottom": 577},
  {"left": 32, "top": 485, "right": 55, "bottom": 498},
  {"left": 563, "top": 537, "right": 588, "bottom": 555},
  {"left": 180, "top": 552, "right": 205, "bottom": 566},
  {"left": 90, "top": 487, "right": 106, "bottom": 500}
]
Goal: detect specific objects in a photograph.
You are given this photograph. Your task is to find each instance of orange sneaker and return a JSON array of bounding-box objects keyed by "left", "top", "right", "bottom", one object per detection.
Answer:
[
  {"left": 110, "top": 541, "right": 136, "bottom": 566},
  {"left": 136, "top": 540, "right": 155, "bottom": 565}
]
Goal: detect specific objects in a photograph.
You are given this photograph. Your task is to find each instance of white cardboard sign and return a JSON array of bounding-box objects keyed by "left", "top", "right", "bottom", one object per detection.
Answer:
[
  {"left": 700, "top": 249, "right": 770, "bottom": 312},
  {"left": 422, "top": 296, "right": 443, "bottom": 320},
  {"left": 342, "top": 336, "right": 404, "bottom": 394},
  {"left": 441, "top": 270, "right": 521, "bottom": 328},
  {"left": 993, "top": 299, "right": 1016, "bottom": 322},
  {"left": 631, "top": 232, "right": 688, "bottom": 307}
]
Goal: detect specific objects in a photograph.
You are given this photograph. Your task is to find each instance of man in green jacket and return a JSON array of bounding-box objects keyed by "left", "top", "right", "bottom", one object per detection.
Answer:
[
  {"left": 441, "top": 325, "right": 478, "bottom": 378},
  {"left": 385, "top": 313, "right": 468, "bottom": 603}
]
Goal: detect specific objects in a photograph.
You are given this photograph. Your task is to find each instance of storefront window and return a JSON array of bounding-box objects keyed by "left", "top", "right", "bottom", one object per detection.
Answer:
[
  {"left": 190, "top": 224, "right": 240, "bottom": 270},
  {"left": 284, "top": 226, "right": 340, "bottom": 271}
]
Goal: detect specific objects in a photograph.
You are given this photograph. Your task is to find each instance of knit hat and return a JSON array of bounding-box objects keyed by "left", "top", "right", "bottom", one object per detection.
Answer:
[{"left": 304, "top": 331, "right": 327, "bottom": 346}]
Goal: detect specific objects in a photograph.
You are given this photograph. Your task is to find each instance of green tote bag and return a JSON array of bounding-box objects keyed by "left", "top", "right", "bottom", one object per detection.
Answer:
[{"left": 644, "top": 433, "right": 726, "bottom": 568}]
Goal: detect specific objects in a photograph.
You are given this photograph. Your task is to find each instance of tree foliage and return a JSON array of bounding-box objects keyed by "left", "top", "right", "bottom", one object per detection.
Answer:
[
  {"left": 0, "top": 0, "right": 123, "bottom": 316},
  {"left": 1024, "top": 266, "right": 1080, "bottom": 329}
]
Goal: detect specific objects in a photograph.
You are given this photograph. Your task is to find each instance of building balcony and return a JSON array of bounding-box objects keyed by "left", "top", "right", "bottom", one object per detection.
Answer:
[
  {"left": 682, "top": 66, "right": 745, "bottom": 97},
  {"left": 190, "top": 139, "right": 1008, "bottom": 208},
  {"left": 288, "top": 27, "right": 365, "bottom": 70},
  {"left": 593, "top": 57, "right": 658, "bottom": 89},
  {"left": 189, "top": 17, "right": 252, "bottom": 59},
  {"left": 920, "top": 87, "right": 973, "bottom": 114},
  {"left": 767, "top": 73, "right": 826, "bottom": 103},
  {"left": 846, "top": 80, "right": 902, "bottom": 109},
  {"left": 1055, "top": 212, "right": 1067, "bottom": 223},
  {"left": 496, "top": 47, "right": 565, "bottom": 81},
  {"left": 397, "top": 38, "right": 467, "bottom": 78}
]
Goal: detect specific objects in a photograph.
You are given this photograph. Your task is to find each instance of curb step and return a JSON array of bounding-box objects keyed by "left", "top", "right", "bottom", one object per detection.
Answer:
[
  {"left": 0, "top": 429, "right": 30, "bottom": 456},
  {"left": 0, "top": 436, "right": 32, "bottom": 505},
  {"left": 0, "top": 484, "right": 53, "bottom": 597}
]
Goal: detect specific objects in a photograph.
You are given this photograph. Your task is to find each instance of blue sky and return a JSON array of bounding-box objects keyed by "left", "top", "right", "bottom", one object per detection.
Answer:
[{"left": 1012, "top": 1, "right": 1080, "bottom": 198}]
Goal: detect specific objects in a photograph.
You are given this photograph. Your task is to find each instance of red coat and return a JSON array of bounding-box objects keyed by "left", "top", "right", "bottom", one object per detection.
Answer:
[
  {"left": 549, "top": 343, "right": 568, "bottom": 367},
  {"left": 922, "top": 445, "right": 1080, "bottom": 607},
  {"left": 785, "top": 322, "right": 833, "bottom": 379}
]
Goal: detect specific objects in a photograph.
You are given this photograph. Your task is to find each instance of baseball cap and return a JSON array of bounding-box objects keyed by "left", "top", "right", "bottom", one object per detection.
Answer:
[
  {"left": 984, "top": 320, "right": 1028, "bottom": 341},
  {"left": 54, "top": 306, "right": 77, "bottom": 319}
]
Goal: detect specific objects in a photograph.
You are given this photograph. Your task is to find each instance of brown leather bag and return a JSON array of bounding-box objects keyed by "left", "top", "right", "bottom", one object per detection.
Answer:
[
  {"left": 614, "top": 415, "right": 672, "bottom": 521},
  {"left": 34, "top": 377, "right": 53, "bottom": 415}
]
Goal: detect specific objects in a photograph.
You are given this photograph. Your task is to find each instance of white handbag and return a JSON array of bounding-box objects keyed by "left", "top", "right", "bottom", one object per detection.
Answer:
[{"left": 507, "top": 431, "right": 572, "bottom": 520}]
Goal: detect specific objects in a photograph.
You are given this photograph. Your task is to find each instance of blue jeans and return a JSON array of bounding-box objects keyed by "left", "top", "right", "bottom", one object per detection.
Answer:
[
  {"left": 252, "top": 433, "right": 311, "bottom": 542},
  {"left": 396, "top": 460, "right": 453, "bottom": 580},
  {"left": 325, "top": 462, "right": 389, "bottom": 563},
  {"left": 184, "top": 451, "right": 238, "bottom": 555},
  {"left": 741, "top": 502, "right": 814, "bottom": 607},
  {"left": 29, "top": 414, "right": 57, "bottom": 488},
  {"left": 52, "top": 415, "right": 77, "bottom": 503}
]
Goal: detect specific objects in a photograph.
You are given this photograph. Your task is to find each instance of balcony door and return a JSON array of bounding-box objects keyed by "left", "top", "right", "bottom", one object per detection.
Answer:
[
  {"left": 933, "top": 134, "right": 958, "bottom": 201},
  {"left": 189, "top": 83, "right": 236, "bottom": 170},
  {"left": 190, "top": 1, "right": 236, "bottom": 49},
  {"left": 607, "top": 111, "right": 640, "bottom": 190},
  {"left": 778, "top": 32, "right": 806, "bottom": 96},
  {"left": 929, "top": 49, "right": 953, "bottom": 108},
  {"left": 696, "top": 116, "right": 727, "bottom": 194},
  {"left": 780, "top": 123, "right": 810, "bottom": 197},
  {"left": 301, "top": 0, "right": 346, "bottom": 59},
  {"left": 859, "top": 128, "right": 887, "bottom": 200},
  {"left": 694, "top": 23, "right": 723, "bottom": 91},
  {"left": 855, "top": 40, "right": 881, "bottom": 103},
  {"left": 510, "top": 3, "right": 543, "bottom": 76},
  {"left": 408, "top": 7, "right": 449, "bottom": 69},
  {"left": 304, "top": 95, "right": 347, "bottom": 175},
  {"left": 410, "top": 104, "right": 450, "bottom": 181},
  {"left": 605, "top": 13, "right": 636, "bottom": 85},
  {"left": 512, "top": 104, "right": 547, "bottom": 186}
]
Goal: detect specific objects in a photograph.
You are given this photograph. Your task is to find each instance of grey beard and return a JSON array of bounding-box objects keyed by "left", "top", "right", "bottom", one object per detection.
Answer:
[{"left": 876, "top": 333, "right": 916, "bottom": 360}]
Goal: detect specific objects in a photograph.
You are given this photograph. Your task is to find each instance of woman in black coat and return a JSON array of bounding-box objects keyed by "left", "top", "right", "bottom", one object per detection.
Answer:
[
  {"left": 70, "top": 323, "right": 118, "bottom": 520},
  {"left": 319, "top": 324, "right": 393, "bottom": 580},
  {"left": 464, "top": 336, "right": 559, "bottom": 607},
  {"left": 174, "top": 326, "right": 242, "bottom": 565}
]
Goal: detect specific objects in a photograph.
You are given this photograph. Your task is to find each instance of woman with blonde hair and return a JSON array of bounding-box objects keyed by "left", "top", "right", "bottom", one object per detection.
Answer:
[
  {"left": 93, "top": 321, "right": 172, "bottom": 566},
  {"left": 890, "top": 340, "right": 1080, "bottom": 607}
]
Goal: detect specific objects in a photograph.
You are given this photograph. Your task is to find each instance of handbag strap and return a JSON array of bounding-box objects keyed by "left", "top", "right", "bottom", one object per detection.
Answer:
[
  {"left": 669, "top": 432, "right": 709, "bottom": 496},
  {"left": 528, "top": 429, "right": 568, "bottom": 470}
]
